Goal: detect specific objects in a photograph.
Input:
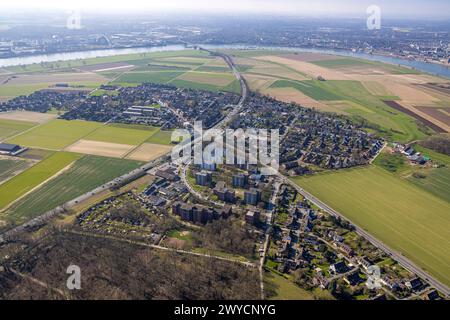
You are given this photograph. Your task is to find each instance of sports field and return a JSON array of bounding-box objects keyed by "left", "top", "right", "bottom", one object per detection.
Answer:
[
  {"left": 6, "top": 119, "right": 102, "bottom": 150},
  {"left": 6, "top": 155, "right": 143, "bottom": 223},
  {"left": 0, "top": 151, "right": 82, "bottom": 210},
  {"left": 292, "top": 166, "right": 450, "bottom": 287}
]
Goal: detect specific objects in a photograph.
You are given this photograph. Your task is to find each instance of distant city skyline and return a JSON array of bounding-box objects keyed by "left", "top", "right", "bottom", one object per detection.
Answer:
[{"left": 1, "top": 0, "right": 449, "bottom": 20}]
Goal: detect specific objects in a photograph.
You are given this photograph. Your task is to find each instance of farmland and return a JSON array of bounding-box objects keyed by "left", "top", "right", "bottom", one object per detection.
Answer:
[
  {"left": 408, "top": 167, "right": 450, "bottom": 203},
  {"left": 146, "top": 129, "right": 174, "bottom": 145},
  {"left": 126, "top": 143, "right": 172, "bottom": 162},
  {"left": 6, "top": 119, "right": 102, "bottom": 150},
  {"left": 407, "top": 145, "right": 450, "bottom": 203},
  {"left": 292, "top": 166, "right": 450, "bottom": 287},
  {"left": 0, "top": 151, "right": 82, "bottom": 211},
  {"left": 113, "top": 71, "right": 185, "bottom": 85},
  {"left": 0, "top": 118, "right": 37, "bottom": 141},
  {"left": 84, "top": 123, "right": 159, "bottom": 145},
  {"left": 6, "top": 155, "right": 143, "bottom": 223},
  {"left": 270, "top": 80, "right": 342, "bottom": 100},
  {"left": 234, "top": 50, "right": 449, "bottom": 142},
  {"left": 311, "top": 57, "right": 420, "bottom": 75},
  {"left": 0, "top": 158, "right": 31, "bottom": 184}
]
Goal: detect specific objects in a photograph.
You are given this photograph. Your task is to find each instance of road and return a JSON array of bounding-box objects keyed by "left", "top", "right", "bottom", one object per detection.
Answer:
[
  {"left": 259, "top": 180, "right": 281, "bottom": 299},
  {"left": 276, "top": 172, "right": 450, "bottom": 297},
  {"left": 178, "top": 47, "right": 249, "bottom": 203}
]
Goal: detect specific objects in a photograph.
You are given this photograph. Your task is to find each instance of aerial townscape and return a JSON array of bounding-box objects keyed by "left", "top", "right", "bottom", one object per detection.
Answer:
[{"left": 0, "top": 0, "right": 449, "bottom": 308}]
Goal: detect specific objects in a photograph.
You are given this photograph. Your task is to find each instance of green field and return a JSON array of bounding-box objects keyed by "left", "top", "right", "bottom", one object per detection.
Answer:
[
  {"left": 85, "top": 123, "right": 159, "bottom": 145},
  {"left": 0, "top": 152, "right": 82, "bottom": 210},
  {"left": 171, "top": 78, "right": 241, "bottom": 93},
  {"left": 0, "top": 84, "right": 52, "bottom": 99},
  {"left": 311, "top": 58, "right": 420, "bottom": 74},
  {"left": 6, "top": 155, "right": 143, "bottom": 223},
  {"left": 147, "top": 129, "right": 174, "bottom": 145},
  {"left": 6, "top": 119, "right": 102, "bottom": 150},
  {"left": 271, "top": 79, "right": 428, "bottom": 142},
  {"left": 113, "top": 71, "right": 185, "bottom": 84},
  {"left": 264, "top": 271, "right": 315, "bottom": 300},
  {"left": 4, "top": 50, "right": 209, "bottom": 74},
  {"left": 0, "top": 158, "right": 30, "bottom": 183},
  {"left": 293, "top": 166, "right": 450, "bottom": 287},
  {"left": 407, "top": 145, "right": 450, "bottom": 203},
  {"left": 408, "top": 167, "right": 450, "bottom": 203},
  {"left": 271, "top": 80, "right": 342, "bottom": 100},
  {"left": 0, "top": 118, "right": 38, "bottom": 141}
]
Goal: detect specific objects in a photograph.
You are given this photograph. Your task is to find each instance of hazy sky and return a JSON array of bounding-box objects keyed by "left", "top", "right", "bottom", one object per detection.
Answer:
[{"left": 1, "top": 0, "right": 449, "bottom": 19}]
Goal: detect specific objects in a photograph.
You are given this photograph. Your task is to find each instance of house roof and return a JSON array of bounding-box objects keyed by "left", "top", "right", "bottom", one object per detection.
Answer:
[{"left": 0, "top": 143, "right": 20, "bottom": 152}]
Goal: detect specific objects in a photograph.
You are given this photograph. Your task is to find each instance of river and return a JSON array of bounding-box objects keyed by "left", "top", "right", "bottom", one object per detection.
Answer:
[{"left": 1, "top": 43, "right": 449, "bottom": 79}]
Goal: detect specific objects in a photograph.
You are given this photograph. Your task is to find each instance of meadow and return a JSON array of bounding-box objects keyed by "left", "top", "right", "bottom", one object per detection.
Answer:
[
  {"left": 292, "top": 166, "right": 450, "bottom": 287},
  {"left": 0, "top": 151, "right": 82, "bottom": 210},
  {"left": 6, "top": 155, "right": 143, "bottom": 223}
]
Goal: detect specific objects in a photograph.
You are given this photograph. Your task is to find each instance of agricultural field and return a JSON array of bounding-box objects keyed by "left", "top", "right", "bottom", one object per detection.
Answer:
[
  {"left": 0, "top": 72, "right": 108, "bottom": 100},
  {"left": 233, "top": 50, "right": 449, "bottom": 142},
  {"left": 0, "top": 158, "right": 32, "bottom": 184},
  {"left": 84, "top": 123, "right": 159, "bottom": 145},
  {"left": 3, "top": 50, "right": 209, "bottom": 74},
  {"left": 125, "top": 143, "right": 173, "bottom": 162},
  {"left": 113, "top": 71, "right": 186, "bottom": 85},
  {"left": 408, "top": 167, "right": 450, "bottom": 203},
  {"left": 0, "top": 110, "right": 57, "bottom": 124},
  {"left": 311, "top": 57, "right": 420, "bottom": 75},
  {"left": 0, "top": 118, "right": 38, "bottom": 141},
  {"left": 373, "top": 145, "right": 450, "bottom": 203},
  {"left": 64, "top": 140, "right": 135, "bottom": 159},
  {"left": 292, "top": 166, "right": 450, "bottom": 287},
  {"left": 270, "top": 80, "right": 342, "bottom": 100},
  {"left": 5, "top": 155, "right": 143, "bottom": 224},
  {"left": 267, "top": 78, "right": 430, "bottom": 142},
  {"left": 171, "top": 78, "right": 241, "bottom": 93},
  {"left": 6, "top": 119, "right": 102, "bottom": 150},
  {"left": 407, "top": 145, "right": 450, "bottom": 203},
  {"left": 146, "top": 129, "right": 174, "bottom": 145},
  {"left": 0, "top": 151, "right": 82, "bottom": 211}
]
